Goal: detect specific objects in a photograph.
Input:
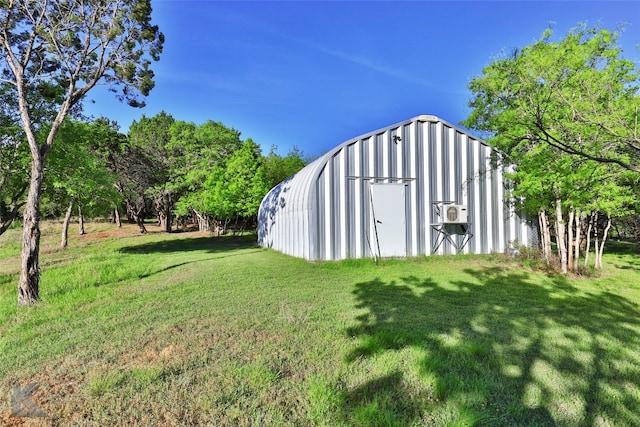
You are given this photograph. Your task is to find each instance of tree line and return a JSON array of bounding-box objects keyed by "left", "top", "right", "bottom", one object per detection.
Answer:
[{"left": 2, "top": 112, "right": 308, "bottom": 239}]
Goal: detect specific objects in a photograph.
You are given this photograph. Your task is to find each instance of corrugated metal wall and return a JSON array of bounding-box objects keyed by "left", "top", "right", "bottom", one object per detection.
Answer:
[{"left": 258, "top": 115, "right": 535, "bottom": 261}]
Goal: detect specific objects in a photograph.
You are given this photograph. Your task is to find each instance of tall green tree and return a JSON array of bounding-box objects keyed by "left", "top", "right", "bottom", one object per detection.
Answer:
[
  {"left": 262, "top": 145, "right": 307, "bottom": 189},
  {"left": 170, "top": 120, "right": 244, "bottom": 232},
  {"left": 128, "top": 111, "right": 175, "bottom": 231},
  {"left": 44, "top": 120, "right": 121, "bottom": 248},
  {"left": 0, "top": 0, "right": 164, "bottom": 305},
  {"left": 465, "top": 24, "right": 640, "bottom": 173},
  {"left": 214, "top": 138, "right": 270, "bottom": 227},
  {"left": 464, "top": 24, "right": 638, "bottom": 271}
]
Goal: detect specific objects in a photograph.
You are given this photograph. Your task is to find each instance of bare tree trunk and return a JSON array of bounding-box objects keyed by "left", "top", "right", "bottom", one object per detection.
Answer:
[
  {"left": 538, "top": 211, "right": 546, "bottom": 258},
  {"left": 136, "top": 215, "right": 147, "bottom": 233},
  {"left": 114, "top": 207, "right": 122, "bottom": 228},
  {"left": 155, "top": 193, "right": 172, "bottom": 233},
  {"left": 567, "top": 207, "right": 574, "bottom": 271},
  {"left": 78, "top": 205, "right": 85, "bottom": 235},
  {"left": 596, "top": 215, "right": 612, "bottom": 269},
  {"left": 61, "top": 201, "right": 73, "bottom": 249},
  {"left": 584, "top": 214, "right": 594, "bottom": 269},
  {"left": 194, "top": 210, "right": 211, "bottom": 232},
  {"left": 539, "top": 209, "right": 551, "bottom": 263},
  {"left": 18, "top": 156, "right": 44, "bottom": 306},
  {"left": 593, "top": 212, "right": 600, "bottom": 269},
  {"left": 574, "top": 210, "right": 583, "bottom": 270},
  {"left": 555, "top": 197, "right": 567, "bottom": 274},
  {"left": 159, "top": 209, "right": 171, "bottom": 232}
]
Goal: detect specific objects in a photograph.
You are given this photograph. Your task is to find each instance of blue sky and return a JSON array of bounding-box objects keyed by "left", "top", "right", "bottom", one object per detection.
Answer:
[{"left": 83, "top": 1, "right": 640, "bottom": 158}]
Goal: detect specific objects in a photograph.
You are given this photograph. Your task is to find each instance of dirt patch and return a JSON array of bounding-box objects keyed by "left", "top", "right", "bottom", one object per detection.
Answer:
[
  {"left": 80, "top": 224, "right": 145, "bottom": 241},
  {"left": 0, "top": 410, "right": 50, "bottom": 426}
]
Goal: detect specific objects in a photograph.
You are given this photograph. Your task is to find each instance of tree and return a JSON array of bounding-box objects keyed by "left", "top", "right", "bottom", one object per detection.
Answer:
[
  {"left": 464, "top": 24, "right": 638, "bottom": 272},
  {"left": 128, "top": 111, "right": 175, "bottom": 231},
  {"left": 262, "top": 145, "right": 307, "bottom": 189},
  {"left": 212, "top": 138, "right": 270, "bottom": 230},
  {"left": 170, "top": 120, "right": 244, "bottom": 232},
  {"left": 465, "top": 24, "right": 640, "bottom": 173},
  {"left": 44, "top": 119, "right": 121, "bottom": 248},
  {"left": 0, "top": 77, "right": 70, "bottom": 235},
  {"left": 0, "top": 0, "right": 164, "bottom": 305}
]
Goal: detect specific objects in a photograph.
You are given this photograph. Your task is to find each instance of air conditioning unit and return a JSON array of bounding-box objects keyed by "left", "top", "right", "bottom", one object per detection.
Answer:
[{"left": 439, "top": 204, "right": 468, "bottom": 224}]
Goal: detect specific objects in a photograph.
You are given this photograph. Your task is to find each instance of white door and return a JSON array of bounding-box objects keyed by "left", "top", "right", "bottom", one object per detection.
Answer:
[{"left": 370, "top": 183, "right": 406, "bottom": 257}]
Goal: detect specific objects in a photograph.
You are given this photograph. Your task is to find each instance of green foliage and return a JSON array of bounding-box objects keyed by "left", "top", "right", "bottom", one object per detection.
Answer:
[
  {"left": 170, "top": 121, "right": 281, "bottom": 229},
  {"left": 263, "top": 145, "right": 308, "bottom": 189},
  {"left": 465, "top": 23, "right": 640, "bottom": 270},
  {"left": 42, "top": 119, "right": 121, "bottom": 217},
  {"left": 465, "top": 23, "right": 640, "bottom": 174}
]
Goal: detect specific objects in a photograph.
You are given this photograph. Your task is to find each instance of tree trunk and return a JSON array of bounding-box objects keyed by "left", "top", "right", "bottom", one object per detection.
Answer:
[
  {"left": 61, "top": 201, "right": 73, "bottom": 249},
  {"left": 538, "top": 211, "right": 545, "bottom": 255},
  {"left": 574, "top": 211, "right": 583, "bottom": 270},
  {"left": 593, "top": 212, "right": 600, "bottom": 269},
  {"left": 158, "top": 209, "right": 171, "bottom": 232},
  {"left": 567, "top": 207, "right": 574, "bottom": 271},
  {"left": 584, "top": 214, "right": 594, "bottom": 269},
  {"left": 135, "top": 215, "right": 147, "bottom": 233},
  {"left": 555, "top": 197, "right": 567, "bottom": 274},
  {"left": 539, "top": 209, "right": 551, "bottom": 263},
  {"left": 155, "top": 192, "right": 172, "bottom": 233},
  {"left": 194, "top": 210, "right": 211, "bottom": 232},
  {"left": 78, "top": 205, "right": 85, "bottom": 235},
  {"left": 596, "top": 215, "right": 612, "bottom": 269},
  {"left": 114, "top": 207, "right": 122, "bottom": 228},
  {"left": 18, "top": 156, "right": 45, "bottom": 306}
]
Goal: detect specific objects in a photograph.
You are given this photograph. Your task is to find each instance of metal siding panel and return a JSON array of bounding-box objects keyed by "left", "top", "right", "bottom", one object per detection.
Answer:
[
  {"left": 452, "top": 130, "right": 462, "bottom": 253},
  {"left": 490, "top": 154, "right": 501, "bottom": 252},
  {"left": 368, "top": 137, "right": 376, "bottom": 254},
  {"left": 353, "top": 140, "right": 362, "bottom": 258},
  {"left": 376, "top": 133, "right": 383, "bottom": 178},
  {"left": 459, "top": 133, "right": 469, "bottom": 254},
  {"left": 478, "top": 144, "right": 488, "bottom": 253},
  {"left": 467, "top": 138, "right": 477, "bottom": 253},
  {"left": 390, "top": 128, "right": 397, "bottom": 178},
  {"left": 441, "top": 124, "right": 449, "bottom": 204},
  {"left": 340, "top": 149, "right": 348, "bottom": 259},
  {"left": 484, "top": 146, "right": 493, "bottom": 253},
  {"left": 316, "top": 172, "right": 325, "bottom": 260},
  {"left": 324, "top": 163, "right": 333, "bottom": 260},
  {"left": 443, "top": 125, "right": 453, "bottom": 254},
  {"left": 383, "top": 130, "right": 390, "bottom": 180},
  {"left": 331, "top": 156, "right": 340, "bottom": 260},
  {"left": 409, "top": 123, "right": 419, "bottom": 256},
  {"left": 421, "top": 122, "right": 430, "bottom": 255},
  {"left": 429, "top": 123, "right": 442, "bottom": 254}
]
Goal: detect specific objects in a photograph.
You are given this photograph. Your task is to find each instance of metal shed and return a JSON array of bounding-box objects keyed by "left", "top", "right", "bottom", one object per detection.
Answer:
[{"left": 258, "top": 114, "right": 535, "bottom": 261}]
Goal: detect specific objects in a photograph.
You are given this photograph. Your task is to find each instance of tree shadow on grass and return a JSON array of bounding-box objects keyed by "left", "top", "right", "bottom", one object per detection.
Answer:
[
  {"left": 339, "top": 267, "right": 640, "bottom": 426},
  {"left": 41, "top": 236, "right": 264, "bottom": 298},
  {"left": 118, "top": 234, "right": 260, "bottom": 255}
]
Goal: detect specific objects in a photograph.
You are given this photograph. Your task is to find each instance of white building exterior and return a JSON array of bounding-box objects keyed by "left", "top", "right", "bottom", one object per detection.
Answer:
[{"left": 258, "top": 115, "right": 535, "bottom": 261}]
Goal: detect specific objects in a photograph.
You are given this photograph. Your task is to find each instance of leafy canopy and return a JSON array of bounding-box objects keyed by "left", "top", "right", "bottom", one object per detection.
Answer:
[{"left": 464, "top": 24, "right": 640, "bottom": 174}]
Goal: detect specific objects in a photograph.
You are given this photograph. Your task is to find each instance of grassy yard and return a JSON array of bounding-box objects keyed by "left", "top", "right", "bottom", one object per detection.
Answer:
[{"left": 0, "top": 222, "right": 639, "bottom": 426}]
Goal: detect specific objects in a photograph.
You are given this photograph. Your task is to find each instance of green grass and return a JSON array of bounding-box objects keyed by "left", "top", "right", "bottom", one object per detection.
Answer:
[{"left": 1, "top": 222, "right": 639, "bottom": 426}]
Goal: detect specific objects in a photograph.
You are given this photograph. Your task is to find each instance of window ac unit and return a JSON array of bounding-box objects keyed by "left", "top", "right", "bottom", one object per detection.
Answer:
[{"left": 440, "top": 204, "right": 468, "bottom": 224}]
